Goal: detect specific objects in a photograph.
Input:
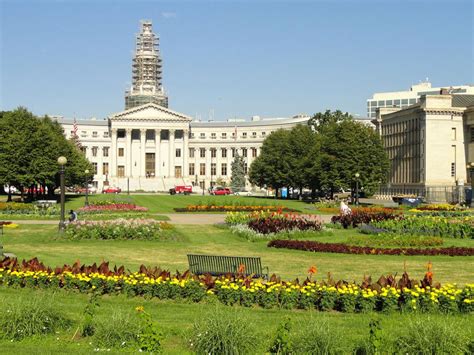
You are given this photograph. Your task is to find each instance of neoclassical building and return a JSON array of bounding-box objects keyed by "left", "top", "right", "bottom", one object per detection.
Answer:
[{"left": 58, "top": 21, "right": 312, "bottom": 192}]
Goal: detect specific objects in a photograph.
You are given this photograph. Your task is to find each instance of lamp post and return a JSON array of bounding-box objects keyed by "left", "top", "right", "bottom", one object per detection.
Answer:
[
  {"left": 470, "top": 163, "right": 474, "bottom": 207},
  {"left": 58, "top": 156, "right": 67, "bottom": 232},
  {"left": 84, "top": 169, "right": 89, "bottom": 207},
  {"left": 355, "top": 172, "right": 360, "bottom": 206}
]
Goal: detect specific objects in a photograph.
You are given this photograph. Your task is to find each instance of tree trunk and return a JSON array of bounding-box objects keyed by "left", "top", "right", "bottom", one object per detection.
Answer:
[{"left": 7, "top": 188, "right": 12, "bottom": 202}]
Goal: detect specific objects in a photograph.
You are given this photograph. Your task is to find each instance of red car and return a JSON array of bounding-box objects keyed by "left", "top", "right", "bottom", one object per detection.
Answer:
[
  {"left": 102, "top": 186, "right": 121, "bottom": 194},
  {"left": 211, "top": 187, "right": 232, "bottom": 195},
  {"left": 170, "top": 185, "right": 192, "bottom": 195}
]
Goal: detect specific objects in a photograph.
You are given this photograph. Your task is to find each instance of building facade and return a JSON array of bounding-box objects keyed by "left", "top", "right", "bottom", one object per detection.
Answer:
[
  {"left": 374, "top": 93, "right": 474, "bottom": 201},
  {"left": 58, "top": 21, "right": 312, "bottom": 192},
  {"left": 367, "top": 81, "right": 474, "bottom": 119}
]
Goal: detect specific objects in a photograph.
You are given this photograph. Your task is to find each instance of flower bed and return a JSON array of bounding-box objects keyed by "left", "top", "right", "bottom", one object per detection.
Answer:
[
  {"left": 0, "top": 221, "right": 19, "bottom": 229},
  {"left": 267, "top": 239, "right": 474, "bottom": 256},
  {"left": 78, "top": 203, "right": 148, "bottom": 213},
  {"left": 371, "top": 216, "right": 474, "bottom": 239},
  {"left": 65, "top": 219, "right": 172, "bottom": 240},
  {"left": 0, "top": 257, "right": 472, "bottom": 313},
  {"left": 331, "top": 207, "right": 402, "bottom": 228},
  {"left": 0, "top": 202, "right": 58, "bottom": 216},
  {"left": 416, "top": 204, "right": 463, "bottom": 212},
  {"left": 174, "top": 205, "right": 299, "bottom": 213}
]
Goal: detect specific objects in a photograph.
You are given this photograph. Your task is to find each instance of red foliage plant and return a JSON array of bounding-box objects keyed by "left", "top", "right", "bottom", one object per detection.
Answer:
[{"left": 331, "top": 207, "right": 402, "bottom": 228}]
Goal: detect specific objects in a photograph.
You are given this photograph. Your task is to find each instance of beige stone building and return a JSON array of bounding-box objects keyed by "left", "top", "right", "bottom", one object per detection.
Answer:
[{"left": 374, "top": 93, "right": 474, "bottom": 201}]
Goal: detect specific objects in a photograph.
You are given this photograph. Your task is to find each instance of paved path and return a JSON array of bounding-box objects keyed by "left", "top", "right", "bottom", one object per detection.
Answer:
[{"left": 7, "top": 213, "right": 333, "bottom": 225}]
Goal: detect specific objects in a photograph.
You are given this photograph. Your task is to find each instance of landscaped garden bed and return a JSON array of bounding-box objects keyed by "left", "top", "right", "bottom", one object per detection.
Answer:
[
  {"left": 175, "top": 204, "right": 299, "bottom": 212},
  {"left": 78, "top": 200, "right": 148, "bottom": 213},
  {"left": 65, "top": 219, "right": 175, "bottom": 240},
  {"left": 0, "top": 257, "right": 472, "bottom": 314},
  {"left": 0, "top": 201, "right": 58, "bottom": 216}
]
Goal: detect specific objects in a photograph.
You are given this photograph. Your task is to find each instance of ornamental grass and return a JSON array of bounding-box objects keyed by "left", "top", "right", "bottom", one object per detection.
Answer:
[{"left": 0, "top": 257, "right": 472, "bottom": 314}]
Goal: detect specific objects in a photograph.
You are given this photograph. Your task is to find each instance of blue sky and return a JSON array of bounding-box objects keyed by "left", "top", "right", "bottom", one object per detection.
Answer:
[{"left": 1, "top": 0, "right": 472, "bottom": 120}]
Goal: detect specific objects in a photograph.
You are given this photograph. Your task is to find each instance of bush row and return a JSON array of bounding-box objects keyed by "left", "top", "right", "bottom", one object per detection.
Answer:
[
  {"left": 331, "top": 207, "right": 402, "bottom": 228},
  {"left": 267, "top": 239, "right": 474, "bottom": 256},
  {"left": 0, "top": 258, "right": 472, "bottom": 314}
]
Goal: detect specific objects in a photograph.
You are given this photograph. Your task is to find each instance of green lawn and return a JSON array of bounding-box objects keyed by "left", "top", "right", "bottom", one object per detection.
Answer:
[
  {"left": 3, "top": 223, "right": 473, "bottom": 285},
  {"left": 63, "top": 194, "right": 321, "bottom": 214},
  {"left": 0, "top": 287, "right": 472, "bottom": 354}
]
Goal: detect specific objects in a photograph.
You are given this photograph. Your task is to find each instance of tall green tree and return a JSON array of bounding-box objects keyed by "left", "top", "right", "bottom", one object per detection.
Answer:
[
  {"left": 308, "top": 109, "right": 352, "bottom": 133},
  {"left": 0, "top": 108, "right": 92, "bottom": 200},
  {"left": 230, "top": 153, "right": 246, "bottom": 192},
  {"left": 249, "top": 129, "right": 292, "bottom": 191}
]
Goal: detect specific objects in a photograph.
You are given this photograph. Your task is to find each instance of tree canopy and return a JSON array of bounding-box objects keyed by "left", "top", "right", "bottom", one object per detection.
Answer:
[
  {"left": 0, "top": 107, "right": 92, "bottom": 200},
  {"left": 249, "top": 111, "right": 389, "bottom": 197}
]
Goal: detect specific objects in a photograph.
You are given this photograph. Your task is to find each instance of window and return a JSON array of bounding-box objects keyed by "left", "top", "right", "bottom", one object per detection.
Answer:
[
  {"left": 232, "top": 132, "right": 236, "bottom": 139},
  {"left": 394, "top": 99, "right": 401, "bottom": 106},
  {"left": 221, "top": 163, "right": 227, "bottom": 176},
  {"left": 145, "top": 153, "right": 155, "bottom": 177},
  {"left": 244, "top": 163, "right": 248, "bottom": 175},
  {"left": 103, "top": 131, "right": 109, "bottom": 138},
  {"left": 117, "top": 130, "right": 125, "bottom": 138},
  {"left": 117, "top": 166, "right": 125, "bottom": 177},
  {"left": 242, "top": 148, "right": 247, "bottom": 157},
  {"left": 451, "top": 162, "right": 456, "bottom": 177},
  {"left": 189, "top": 148, "right": 195, "bottom": 158},
  {"left": 242, "top": 132, "right": 247, "bottom": 138},
  {"left": 221, "top": 148, "right": 227, "bottom": 158},
  {"left": 81, "top": 130, "right": 87, "bottom": 138},
  {"left": 200, "top": 163, "right": 206, "bottom": 176},
  {"left": 92, "top": 162, "right": 98, "bottom": 174},
  {"left": 409, "top": 98, "right": 417, "bottom": 105},
  {"left": 261, "top": 132, "right": 266, "bottom": 137},
  {"left": 401, "top": 99, "right": 409, "bottom": 105},
  {"left": 252, "top": 148, "right": 257, "bottom": 157},
  {"left": 92, "top": 131, "right": 98, "bottom": 138},
  {"left": 103, "top": 147, "right": 109, "bottom": 157},
  {"left": 221, "top": 133, "right": 227, "bottom": 139},
  {"left": 470, "top": 127, "right": 474, "bottom": 142},
  {"left": 211, "top": 133, "right": 216, "bottom": 139},
  {"left": 80, "top": 146, "right": 87, "bottom": 154},
  {"left": 92, "top": 147, "right": 98, "bottom": 157},
  {"left": 176, "top": 148, "right": 181, "bottom": 158},
  {"left": 190, "top": 132, "right": 195, "bottom": 139},
  {"left": 200, "top": 148, "right": 206, "bottom": 158},
  {"left": 377, "top": 100, "right": 385, "bottom": 106},
  {"left": 189, "top": 163, "right": 195, "bottom": 176},
  {"left": 118, "top": 148, "right": 124, "bottom": 157},
  {"left": 451, "top": 128, "right": 456, "bottom": 140},
  {"left": 146, "top": 130, "right": 155, "bottom": 141},
  {"left": 252, "top": 132, "right": 257, "bottom": 138},
  {"left": 232, "top": 148, "right": 236, "bottom": 157},
  {"left": 200, "top": 132, "right": 206, "bottom": 139},
  {"left": 211, "top": 163, "right": 216, "bottom": 176},
  {"left": 211, "top": 148, "right": 217, "bottom": 158},
  {"left": 103, "top": 163, "right": 109, "bottom": 175},
  {"left": 386, "top": 100, "right": 393, "bottom": 106},
  {"left": 175, "top": 130, "right": 183, "bottom": 139},
  {"left": 175, "top": 166, "right": 182, "bottom": 178}
]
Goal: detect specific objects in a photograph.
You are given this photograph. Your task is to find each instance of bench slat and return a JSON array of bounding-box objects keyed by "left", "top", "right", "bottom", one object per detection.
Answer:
[{"left": 187, "top": 254, "right": 267, "bottom": 278}]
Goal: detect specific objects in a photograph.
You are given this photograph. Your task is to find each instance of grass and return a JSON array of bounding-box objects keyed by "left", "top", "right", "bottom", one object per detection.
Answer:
[
  {"left": 0, "top": 287, "right": 472, "bottom": 354},
  {"left": 2, "top": 223, "right": 473, "bottom": 284}
]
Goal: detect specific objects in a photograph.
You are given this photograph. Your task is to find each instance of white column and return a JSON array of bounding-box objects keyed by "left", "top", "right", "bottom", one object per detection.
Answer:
[
  {"left": 110, "top": 128, "right": 117, "bottom": 177},
  {"left": 140, "top": 129, "right": 146, "bottom": 177},
  {"left": 183, "top": 129, "right": 189, "bottom": 178},
  {"left": 125, "top": 128, "right": 132, "bottom": 177},
  {"left": 168, "top": 129, "right": 175, "bottom": 177},
  {"left": 155, "top": 129, "right": 161, "bottom": 177}
]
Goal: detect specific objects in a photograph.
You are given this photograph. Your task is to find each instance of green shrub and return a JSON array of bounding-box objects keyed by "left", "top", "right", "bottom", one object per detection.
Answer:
[
  {"left": 190, "top": 308, "right": 259, "bottom": 354},
  {"left": 397, "top": 317, "right": 471, "bottom": 354},
  {"left": 268, "top": 318, "right": 293, "bottom": 354},
  {"left": 293, "top": 321, "right": 345, "bottom": 354},
  {"left": 0, "top": 295, "right": 71, "bottom": 340},
  {"left": 93, "top": 312, "right": 141, "bottom": 349},
  {"left": 348, "top": 233, "right": 444, "bottom": 248}
]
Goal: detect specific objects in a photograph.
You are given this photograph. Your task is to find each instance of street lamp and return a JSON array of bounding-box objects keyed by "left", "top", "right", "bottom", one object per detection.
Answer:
[
  {"left": 58, "top": 156, "right": 67, "bottom": 232},
  {"left": 355, "top": 172, "right": 360, "bottom": 206},
  {"left": 84, "top": 169, "right": 90, "bottom": 207}
]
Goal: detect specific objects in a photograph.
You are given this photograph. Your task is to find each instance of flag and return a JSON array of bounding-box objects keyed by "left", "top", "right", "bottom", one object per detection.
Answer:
[{"left": 234, "top": 125, "right": 237, "bottom": 140}]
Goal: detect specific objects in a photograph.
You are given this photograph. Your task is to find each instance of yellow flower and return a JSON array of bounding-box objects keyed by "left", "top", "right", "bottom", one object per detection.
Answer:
[{"left": 135, "top": 306, "right": 144, "bottom": 312}]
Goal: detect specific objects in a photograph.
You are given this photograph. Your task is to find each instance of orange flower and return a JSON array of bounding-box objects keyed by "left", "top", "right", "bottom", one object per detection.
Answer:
[
  {"left": 308, "top": 265, "right": 317, "bottom": 274},
  {"left": 238, "top": 264, "right": 246, "bottom": 273}
]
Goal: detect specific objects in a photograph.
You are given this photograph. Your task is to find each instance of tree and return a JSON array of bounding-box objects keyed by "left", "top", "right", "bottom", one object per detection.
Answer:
[
  {"left": 318, "top": 119, "right": 389, "bottom": 197},
  {"left": 230, "top": 153, "right": 246, "bottom": 192},
  {"left": 308, "top": 109, "right": 352, "bottom": 133},
  {"left": 0, "top": 107, "right": 92, "bottom": 200},
  {"left": 248, "top": 129, "right": 292, "bottom": 191}
]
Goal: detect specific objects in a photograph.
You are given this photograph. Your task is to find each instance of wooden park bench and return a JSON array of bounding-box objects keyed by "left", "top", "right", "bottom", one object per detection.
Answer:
[{"left": 187, "top": 254, "right": 269, "bottom": 279}]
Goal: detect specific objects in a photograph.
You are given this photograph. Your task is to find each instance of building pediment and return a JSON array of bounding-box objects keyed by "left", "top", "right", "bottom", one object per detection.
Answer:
[{"left": 109, "top": 103, "right": 192, "bottom": 122}]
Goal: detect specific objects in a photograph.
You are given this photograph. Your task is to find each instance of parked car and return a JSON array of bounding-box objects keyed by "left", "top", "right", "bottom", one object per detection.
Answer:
[
  {"left": 102, "top": 186, "right": 121, "bottom": 194},
  {"left": 234, "top": 190, "right": 252, "bottom": 196},
  {"left": 169, "top": 185, "right": 192, "bottom": 195},
  {"left": 211, "top": 187, "right": 232, "bottom": 195},
  {"left": 75, "top": 185, "right": 97, "bottom": 194}
]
